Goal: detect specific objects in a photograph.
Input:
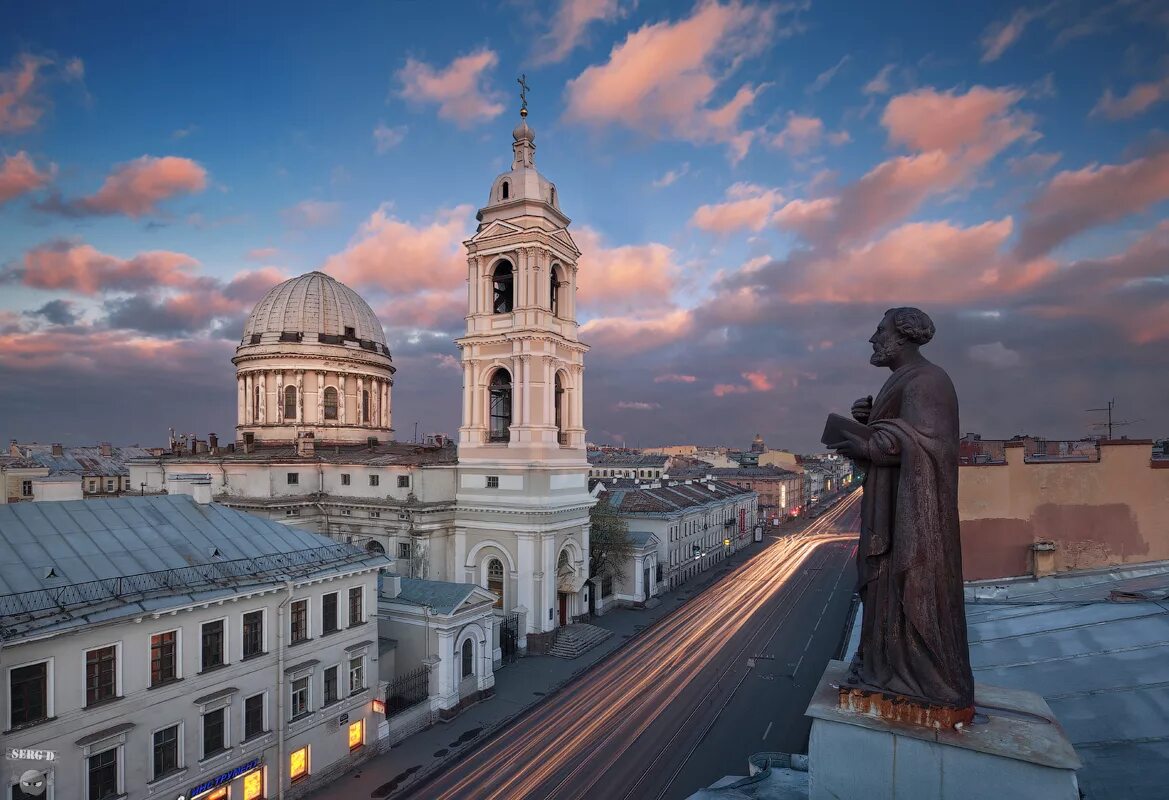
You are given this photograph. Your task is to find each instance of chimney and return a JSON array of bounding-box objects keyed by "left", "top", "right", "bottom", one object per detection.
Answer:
[
  {"left": 195, "top": 439, "right": 209, "bottom": 454},
  {"left": 51, "top": 443, "right": 64, "bottom": 457},
  {"left": 297, "top": 431, "right": 316, "bottom": 457},
  {"left": 8, "top": 439, "right": 18, "bottom": 457},
  {"left": 99, "top": 442, "right": 112, "bottom": 457},
  {"left": 191, "top": 479, "right": 213, "bottom": 505},
  {"left": 208, "top": 433, "right": 219, "bottom": 453}
]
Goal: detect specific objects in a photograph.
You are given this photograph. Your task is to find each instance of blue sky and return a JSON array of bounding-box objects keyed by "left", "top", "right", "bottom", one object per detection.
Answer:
[{"left": 2, "top": 0, "right": 1167, "bottom": 449}]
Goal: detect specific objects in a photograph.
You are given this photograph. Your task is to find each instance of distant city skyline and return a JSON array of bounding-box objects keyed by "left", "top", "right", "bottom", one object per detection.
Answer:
[{"left": 2, "top": 1, "right": 1168, "bottom": 451}]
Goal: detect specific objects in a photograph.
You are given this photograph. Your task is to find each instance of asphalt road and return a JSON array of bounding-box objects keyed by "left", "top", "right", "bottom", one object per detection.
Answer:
[{"left": 405, "top": 491, "right": 861, "bottom": 800}]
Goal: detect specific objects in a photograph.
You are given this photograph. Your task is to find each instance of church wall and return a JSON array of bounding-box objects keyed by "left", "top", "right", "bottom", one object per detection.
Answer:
[{"left": 960, "top": 441, "right": 1169, "bottom": 580}]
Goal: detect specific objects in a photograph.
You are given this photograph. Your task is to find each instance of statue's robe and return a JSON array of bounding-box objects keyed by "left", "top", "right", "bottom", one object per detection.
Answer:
[{"left": 854, "top": 359, "right": 974, "bottom": 709}]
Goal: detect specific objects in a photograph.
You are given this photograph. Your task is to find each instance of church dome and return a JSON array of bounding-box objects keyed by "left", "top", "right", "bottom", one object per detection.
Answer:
[{"left": 242, "top": 271, "right": 386, "bottom": 346}]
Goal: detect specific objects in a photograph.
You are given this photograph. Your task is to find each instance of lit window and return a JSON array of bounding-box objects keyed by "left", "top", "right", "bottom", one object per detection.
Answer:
[
  {"left": 243, "top": 768, "right": 265, "bottom": 800},
  {"left": 348, "top": 719, "right": 364, "bottom": 751},
  {"left": 290, "top": 746, "right": 308, "bottom": 782}
]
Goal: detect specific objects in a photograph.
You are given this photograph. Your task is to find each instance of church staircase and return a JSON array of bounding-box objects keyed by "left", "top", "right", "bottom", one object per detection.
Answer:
[{"left": 546, "top": 623, "right": 613, "bottom": 660}]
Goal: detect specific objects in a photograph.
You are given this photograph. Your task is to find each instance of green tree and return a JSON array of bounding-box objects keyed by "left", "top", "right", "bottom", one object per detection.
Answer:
[{"left": 589, "top": 498, "right": 636, "bottom": 579}]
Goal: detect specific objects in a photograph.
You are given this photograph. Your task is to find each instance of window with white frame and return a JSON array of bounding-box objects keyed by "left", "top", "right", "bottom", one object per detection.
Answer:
[
  {"left": 201, "top": 619, "right": 226, "bottom": 670},
  {"left": 369, "top": 474, "right": 379, "bottom": 487},
  {"left": 86, "top": 745, "right": 120, "bottom": 800},
  {"left": 349, "top": 655, "right": 365, "bottom": 693},
  {"left": 20, "top": 479, "right": 32, "bottom": 497},
  {"left": 290, "top": 599, "right": 309, "bottom": 643},
  {"left": 152, "top": 723, "right": 182, "bottom": 781},
  {"left": 322, "top": 592, "right": 339, "bottom": 634},
  {"left": 290, "top": 676, "right": 310, "bottom": 719},
  {"left": 84, "top": 644, "right": 119, "bottom": 706},
  {"left": 397, "top": 475, "right": 409, "bottom": 488},
  {"left": 202, "top": 707, "right": 227, "bottom": 758},
  {"left": 341, "top": 473, "right": 351, "bottom": 486},
  {"left": 323, "top": 664, "right": 340, "bottom": 705},
  {"left": 242, "top": 610, "right": 264, "bottom": 659},
  {"left": 150, "top": 630, "right": 179, "bottom": 686},
  {"left": 348, "top": 586, "right": 364, "bottom": 625},
  {"left": 244, "top": 692, "right": 267, "bottom": 740},
  {"left": 7, "top": 658, "right": 51, "bottom": 728}
]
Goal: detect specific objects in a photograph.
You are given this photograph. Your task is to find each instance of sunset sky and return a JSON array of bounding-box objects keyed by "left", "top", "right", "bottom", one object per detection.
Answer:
[{"left": 2, "top": 0, "right": 1168, "bottom": 451}]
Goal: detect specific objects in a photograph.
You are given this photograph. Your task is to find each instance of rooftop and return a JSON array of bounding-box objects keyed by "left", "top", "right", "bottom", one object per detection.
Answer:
[
  {"left": 965, "top": 562, "right": 1169, "bottom": 799},
  {"left": 669, "top": 466, "right": 799, "bottom": 480},
  {"left": 135, "top": 440, "right": 458, "bottom": 467},
  {"left": 0, "top": 494, "right": 390, "bottom": 640},
  {"left": 597, "top": 479, "right": 756, "bottom": 515},
  {"left": 7, "top": 443, "right": 154, "bottom": 477},
  {"left": 388, "top": 578, "right": 491, "bottom": 615},
  {"left": 587, "top": 451, "right": 669, "bottom": 467}
]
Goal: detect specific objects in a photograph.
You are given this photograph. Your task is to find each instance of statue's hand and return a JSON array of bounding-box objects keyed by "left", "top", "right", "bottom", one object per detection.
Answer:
[
  {"left": 829, "top": 431, "right": 869, "bottom": 463},
  {"left": 851, "top": 395, "right": 873, "bottom": 423}
]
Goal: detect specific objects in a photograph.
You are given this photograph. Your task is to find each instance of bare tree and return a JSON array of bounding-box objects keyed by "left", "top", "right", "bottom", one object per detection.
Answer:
[{"left": 589, "top": 498, "right": 636, "bottom": 579}]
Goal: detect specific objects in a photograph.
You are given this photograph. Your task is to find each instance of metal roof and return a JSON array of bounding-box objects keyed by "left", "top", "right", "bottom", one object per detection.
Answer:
[
  {"left": 966, "top": 563, "right": 1169, "bottom": 799},
  {"left": 8, "top": 444, "right": 154, "bottom": 477},
  {"left": 390, "top": 578, "right": 487, "bottom": 615},
  {"left": 0, "top": 494, "right": 390, "bottom": 641}
]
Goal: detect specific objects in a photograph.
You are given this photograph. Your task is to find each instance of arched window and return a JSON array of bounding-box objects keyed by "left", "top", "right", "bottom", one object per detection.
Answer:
[
  {"left": 501, "top": 180, "right": 510, "bottom": 201},
  {"left": 492, "top": 261, "right": 513, "bottom": 314},
  {"left": 323, "top": 387, "right": 338, "bottom": 420},
  {"left": 487, "top": 558, "right": 504, "bottom": 609},
  {"left": 488, "top": 370, "right": 511, "bottom": 442},
  {"left": 549, "top": 266, "right": 560, "bottom": 317},
  {"left": 461, "top": 639, "right": 474, "bottom": 678},
  {"left": 254, "top": 385, "right": 261, "bottom": 421},
  {"left": 362, "top": 390, "right": 370, "bottom": 424},
  {"left": 366, "top": 540, "right": 385, "bottom": 555},
  {"left": 284, "top": 385, "right": 297, "bottom": 420},
  {"left": 555, "top": 372, "right": 565, "bottom": 441}
]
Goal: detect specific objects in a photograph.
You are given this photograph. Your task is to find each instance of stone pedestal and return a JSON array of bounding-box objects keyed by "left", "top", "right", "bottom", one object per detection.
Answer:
[{"left": 807, "top": 660, "right": 1081, "bottom": 800}]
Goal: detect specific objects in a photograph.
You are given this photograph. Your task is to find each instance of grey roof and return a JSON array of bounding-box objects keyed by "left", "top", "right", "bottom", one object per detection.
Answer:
[
  {"left": 627, "top": 530, "right": 657, "bottom": 548},
  {"left": 0, "top": 494, "right": 390, "bottom": 640},
  {"left": 587, "top": 451, "right": 669, "bottom": 468},
  {"left": 668, "top": 466, "right": 799, "bottom": 479},
  {"left": 135, "top": 440, "right": 457, "bottom": 467},
  {"left": 965, "top": 563, "right": 1169, "bottom": 800},
  {"left": 390, "top": 578, "right": 487, "bottom": 615},
  {"left": 9, "top": 444, "right": 154, "bottom": 477}
]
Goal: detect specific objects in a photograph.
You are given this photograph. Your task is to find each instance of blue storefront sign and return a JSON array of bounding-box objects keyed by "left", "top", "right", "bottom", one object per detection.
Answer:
[{"left": 189, "top": 757, "right": 262, "bottom": 798}]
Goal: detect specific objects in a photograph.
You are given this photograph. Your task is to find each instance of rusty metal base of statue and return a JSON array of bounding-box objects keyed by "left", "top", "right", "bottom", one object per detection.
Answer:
[{"left": 837, "top": 685, "right": 975, "bottom": 729}]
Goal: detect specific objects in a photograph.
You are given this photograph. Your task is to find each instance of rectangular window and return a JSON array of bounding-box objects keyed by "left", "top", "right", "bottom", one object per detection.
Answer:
[
  {"left": 285, "top": 508, "right": 300, "bottom": 517},
  {"left": 397, "top": 475, "right": 410, "bottom": 488},
  {"left": 150, "top": 631, "right": 178, "bottom": 686},
  {"left": 349, "top": 656, "right": 364, "bottom": 693},
  {"left": 87, "top": 747, "right": 119, "bottom": 800},
  {"left": 85, "top": 645, "right": 117, "bottom": 706},
  {"left": 348, "top": 719, "right": 364, "bottom": 751},
  {"left": 290, "top": 600, "right": 308, "bottom": 643},
  {"left": 324, "top": 665, "right": 339, "bottom": 705},
  {"left": 348, "top": 587, "right": 364, "bottom": 626},
  {"left": 244, "top": 693, "right": 265, "bottom": 739},
  {"left": 398, "top": 542, "right": 411, "bottom": 560},
  {"left": 202, "top": 707, "right": 226, "bottom": 758},
  {"left": 201, "top": 620, "right": 225, "bottom": 670},
  {"left": 322, "top": 593, "right": 339, "bottom": 634},
  {"left": 369, "top": 474, "right": 379, "bottom": 487},
  {"left": 243, "top": 610, "right": 264, "bottom": 658},
  {"left": 243, "top": 768, "right": 264, "bottom": 800},
  {"left": 9, "top": 661, "right": 48, "bottom": 727},
  {"left": 106, "top": 479, "right": 115, "bottom": 492},
  {"left": 291, "top": 677, "right": 309, "bottom": 718},
  {"left": 20, "top": 479, "right": 32, "bottom": 497},
  {"left": 287, "top": 472, "right": 299, "bottom": 485},
  {"left": 340, "top": 508, "right": 352, "bottom": 516},
  {"left": 369, "top": 510, "right": 381, "bottom": 519},
  {"left": 486, "top": 475, "right": 499, "bottom": 488},
  {"left": 341, "top": 473, "right": 351, "bottom": 486},
  {"left": 289, "top": 746, "right": 308, "bottom": 782},
  {"left": 152, "top": 724, "right": 180, "bottom": 780}
]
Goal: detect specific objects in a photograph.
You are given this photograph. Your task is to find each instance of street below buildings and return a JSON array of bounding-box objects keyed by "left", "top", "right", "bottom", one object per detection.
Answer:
[{"left": 401, "top": 491, "right": 861, "bottom": 800}]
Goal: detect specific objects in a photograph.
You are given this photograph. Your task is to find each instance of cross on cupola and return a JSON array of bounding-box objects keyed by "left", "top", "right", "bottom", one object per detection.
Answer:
[{"left": 512, "top": 75, "right": 536, "bottom": 170}]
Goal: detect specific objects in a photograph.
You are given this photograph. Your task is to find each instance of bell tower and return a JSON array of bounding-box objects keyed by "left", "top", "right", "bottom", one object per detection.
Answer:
[{"left": 452, "top": 89, "right": 593, "bottom": 646}]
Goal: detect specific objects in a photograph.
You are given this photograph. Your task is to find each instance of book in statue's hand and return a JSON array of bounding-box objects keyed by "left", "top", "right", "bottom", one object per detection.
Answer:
[{"left": 821, "top": 412, "right": 873, "bottom": 447}]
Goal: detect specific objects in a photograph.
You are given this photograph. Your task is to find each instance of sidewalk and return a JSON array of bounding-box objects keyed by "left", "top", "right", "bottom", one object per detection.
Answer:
[{"left": 305, "top": 526, "right": 820, "bottom": 800}]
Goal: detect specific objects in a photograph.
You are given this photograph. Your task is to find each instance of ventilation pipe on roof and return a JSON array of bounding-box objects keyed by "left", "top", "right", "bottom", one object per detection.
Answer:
[
  {"left": 51, "top": 443, "right": 63, "bottom": 457},
  {"left": 99, "top": 442, "right": 112, "bottom": 457}
]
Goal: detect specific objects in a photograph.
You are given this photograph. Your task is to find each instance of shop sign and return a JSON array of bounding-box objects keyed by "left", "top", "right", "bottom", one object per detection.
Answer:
[{"left": 189, "top": 757, "right": 262, "bottom": 799}]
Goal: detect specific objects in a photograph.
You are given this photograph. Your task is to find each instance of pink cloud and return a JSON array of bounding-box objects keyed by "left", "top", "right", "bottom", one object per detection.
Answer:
[
  {"left": 1091, "top": 75, "right": 1169, "bottom": 120},
  {"left": 770, "top": 114, "right": 824, "bottom": 155},
  {"left": 377, "top": 290, "right": 465, "bottom": 331},
  {"left": 574, "top": 226, "right": 680, "bottom": 313},
  {"left": 713, "top": 370, "right": 773, "bottom": 396},
  {"left": 0, "top": 327, "right": 231, "bottom": 374},
  {"left": 563, "top": 1, "right": 779, "bottom": 161},
  {"left": 0, "top": 54, "right": 51, "bottom": 133},
  {"left": 220, "top": 267, "right": 286, "bottom": 303},
  {"left": 654, "top": 373, "right": 697, "bottom": 383},
  {"left": 742, "top": 370, "right": 773, "bottom": 391},
  {"left": 0, "top": 151, "right": 53, "bottom": 204},
  {"left": 18, "top": 241, "right": 200, "bottom": 295},
  {"left": 772, "top": 197, "right": 838, "bottom": 232},
  {"left": 53, "top": 156, "right": 209, "bottom": 217},
  {"left": 324, "top": 204, "right": 471, "bottom": 294},
  {"left": 1016, "top": 146, "right": 1169, "bottom": 259},
  {"left": 712, "top": 383, "right": 749, "bottom": 397},
  {"left": 1008, "top": 152, "right": 1061, "bottom": 176},
  {"left": 580, "top": 309, "right": 694, "bottom": 354},
  {"left": 690, "top": 183, "right": 783, "bottom": 233},
  {"left": 533, "top": 0, "right": 627, "bottom": 65},
  {"left": 863, "top": 64, "right": 895, "bottom": 96},
  {"left": 397, "top": 50, "right": 504, "bottom": 127},
  {"left": 616, "top": 400, "right": 661, "bottom": 410},
  {"left": 980, "top": 8, "right": 1040, "bottom": 62},
  {"left": 882, "top": 86, "right": 1034, "bottom": 161},
  {"left": 282, "top": 199, "right": 340, "bottom": 229}
]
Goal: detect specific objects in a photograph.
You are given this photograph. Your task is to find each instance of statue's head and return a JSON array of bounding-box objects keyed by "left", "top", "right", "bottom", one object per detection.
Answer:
[{"left": 870, "top": 307, "right": 935, "bottom": 367}]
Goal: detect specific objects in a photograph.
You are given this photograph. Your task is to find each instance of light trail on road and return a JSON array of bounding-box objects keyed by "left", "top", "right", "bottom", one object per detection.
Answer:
[{"left": 417, "top": 490, "right": 862, "bottom": 800}]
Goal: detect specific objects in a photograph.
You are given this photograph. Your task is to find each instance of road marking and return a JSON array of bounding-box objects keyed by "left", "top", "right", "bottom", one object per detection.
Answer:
[{"left": 763, "top": 721, "right": 773, "bottom": 740}]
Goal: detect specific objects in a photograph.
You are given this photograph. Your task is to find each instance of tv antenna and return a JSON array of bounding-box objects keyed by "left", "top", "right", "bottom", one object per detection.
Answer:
[{"left": 1086, "top": 399, "right": 1138, "bottom": 440}]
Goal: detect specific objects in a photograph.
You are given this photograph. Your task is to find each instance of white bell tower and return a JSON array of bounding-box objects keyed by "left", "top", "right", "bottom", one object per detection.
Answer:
[{"left": 452, "top": 92, "right": 594, "bottom": 647}]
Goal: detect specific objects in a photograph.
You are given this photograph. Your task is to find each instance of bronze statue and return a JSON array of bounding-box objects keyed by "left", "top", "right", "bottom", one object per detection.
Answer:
[{"left": 827, "top": 307, "right": 974, "bottom": 713}]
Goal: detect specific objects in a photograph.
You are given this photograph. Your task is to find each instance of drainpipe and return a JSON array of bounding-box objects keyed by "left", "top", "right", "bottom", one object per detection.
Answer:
[{"left": 277, "top": 579, "right": 295, "bottom": 800}]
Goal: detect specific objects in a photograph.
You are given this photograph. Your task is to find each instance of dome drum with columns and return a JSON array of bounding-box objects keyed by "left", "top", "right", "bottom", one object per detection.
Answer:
[{"left": 233, "top": 271, "right": 396, "bottom": 445}]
